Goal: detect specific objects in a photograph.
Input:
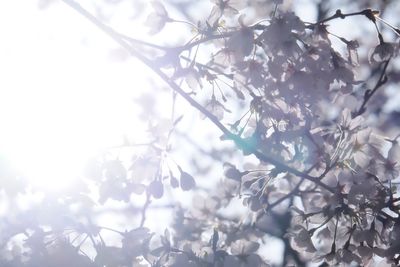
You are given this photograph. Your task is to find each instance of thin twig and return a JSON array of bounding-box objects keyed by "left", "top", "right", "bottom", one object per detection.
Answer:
[
  {"left": 140, "top": 193, "right": 151, "bottom": 227},
  {"left": 266, "top": 178, "right": 305, "bottom": 211},
  {"left": 355, "top": 59, "right": 390, "bottom": 117},
  {"left": 311, "top": 9, "right": 378, "bottom": 26}
]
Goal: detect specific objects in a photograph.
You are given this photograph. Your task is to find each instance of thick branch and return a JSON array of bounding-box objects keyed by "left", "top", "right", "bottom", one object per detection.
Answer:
[{"left": 61, "top": 0, "right": 333, "bottom": 193}]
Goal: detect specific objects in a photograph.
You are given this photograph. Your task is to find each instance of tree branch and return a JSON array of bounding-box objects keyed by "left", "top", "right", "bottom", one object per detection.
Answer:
[
  {"left": 61, "top": 0, "right": 334, "bottom": 193},
  {"left": 355, "top": 59, "right": 390, "bottom": 117}
]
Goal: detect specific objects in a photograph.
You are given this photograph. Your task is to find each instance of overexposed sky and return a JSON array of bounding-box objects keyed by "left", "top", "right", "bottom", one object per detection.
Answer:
[{"left": 0, "top": 0, "right": 152, "bottom": 190}]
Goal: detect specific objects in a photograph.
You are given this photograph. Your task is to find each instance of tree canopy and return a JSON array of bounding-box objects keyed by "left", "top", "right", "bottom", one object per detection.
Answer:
[{"left": 2, "top": 0, "right": 400, "bottom": 266}]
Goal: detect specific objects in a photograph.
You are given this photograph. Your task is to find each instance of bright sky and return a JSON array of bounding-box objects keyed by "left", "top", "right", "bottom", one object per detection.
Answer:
[{"left": 0, "top": 1, "right": 151, "bottom": 191}]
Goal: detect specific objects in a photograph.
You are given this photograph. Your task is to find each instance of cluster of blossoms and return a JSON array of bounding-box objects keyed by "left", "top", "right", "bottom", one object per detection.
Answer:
[{"left": 2, "top": 0, "right": 400, "bottom": 266}]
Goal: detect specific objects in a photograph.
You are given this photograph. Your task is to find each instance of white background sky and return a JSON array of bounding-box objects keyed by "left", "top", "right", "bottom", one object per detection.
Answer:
[{"left": 0, "top": 0, "right": 153, "bottom": 190}]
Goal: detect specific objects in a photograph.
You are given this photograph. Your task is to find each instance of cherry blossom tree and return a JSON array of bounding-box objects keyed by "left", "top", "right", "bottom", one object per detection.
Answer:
[{"left": 2, "top": 0, "right": 400, "bottom": 266}]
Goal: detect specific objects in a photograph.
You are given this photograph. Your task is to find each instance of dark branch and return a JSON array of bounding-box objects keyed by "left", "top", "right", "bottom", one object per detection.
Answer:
[{"left": 61, "top": 0, "right": 334, "bottom": 193}]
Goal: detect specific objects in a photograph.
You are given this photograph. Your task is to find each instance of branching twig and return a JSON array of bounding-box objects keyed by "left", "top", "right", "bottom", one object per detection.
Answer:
[
  {"left": 266, "top": 178, "right": 305, "bottom": 211},
  {"left": 355, "top": 59, "right": 390, "bottom": 117},
  {"left": 311, "top": 9, "right": 379, "bottom": 26}
]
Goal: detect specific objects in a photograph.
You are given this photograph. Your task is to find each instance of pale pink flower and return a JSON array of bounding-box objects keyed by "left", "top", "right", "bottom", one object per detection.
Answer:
[{"left": 145, "top": 1, "right": 171, "bottom": 34}]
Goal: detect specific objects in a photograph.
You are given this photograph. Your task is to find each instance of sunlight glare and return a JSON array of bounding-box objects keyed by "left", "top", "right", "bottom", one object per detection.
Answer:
[{"left": 0, "top": 1, "right": 149, "bottom": 192}]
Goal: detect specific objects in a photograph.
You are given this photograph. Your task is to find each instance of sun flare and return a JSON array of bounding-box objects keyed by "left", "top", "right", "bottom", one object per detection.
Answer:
[{"left": 0, "top": 1, "right": 150, "bottom": 192}]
